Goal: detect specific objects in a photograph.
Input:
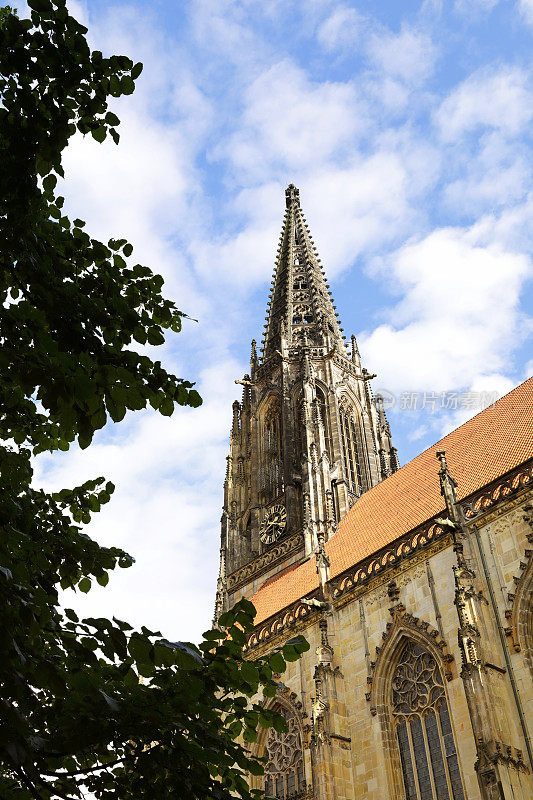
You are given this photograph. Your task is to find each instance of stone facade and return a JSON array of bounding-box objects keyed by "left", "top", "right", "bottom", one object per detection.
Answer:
[
  {"left": 245, "top": 473, "right": 533, "bottom": 800},
  {"left": 215, "top": 186, "right": 533, "bottom": 799}
]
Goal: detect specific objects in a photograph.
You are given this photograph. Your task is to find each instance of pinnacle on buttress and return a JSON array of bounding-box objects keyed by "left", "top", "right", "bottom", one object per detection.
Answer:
[
  {"left": 250, "top": 339, "right": 258, "bottom": 376},
  {"left": 436, "top": 450, "right": 460, "bottom": 522},
  {"left": 376, "top": 394, "right": 390, "bottom": 434},
  {"left": 231, "top": 400, "right": 240, "bottom": 436}
]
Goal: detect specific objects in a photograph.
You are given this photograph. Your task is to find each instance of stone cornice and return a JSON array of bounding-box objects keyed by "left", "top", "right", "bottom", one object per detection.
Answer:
[
  {"left": 227, "top": 532, "right": 305, "bottom": 593},
  {"left": 462, "top": 458, "right": 533, "bottom": 527}
]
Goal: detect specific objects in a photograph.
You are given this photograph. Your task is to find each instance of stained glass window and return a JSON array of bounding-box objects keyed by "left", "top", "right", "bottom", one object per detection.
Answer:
[
  {"left": 392, "top": 641, "right": 465, "bottom": 800},
  {"left": 263, "top": 704, "right": 305, "bottom": 799}
]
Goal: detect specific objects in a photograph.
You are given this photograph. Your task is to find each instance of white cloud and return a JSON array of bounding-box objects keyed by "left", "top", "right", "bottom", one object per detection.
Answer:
[
  {"left": 454, "top": 0, "right": 499, "bottom": 15},
  {"left": 438, "top": 372, "right": 515, "bottom": 437},
  {"left": 217, "top": 60, "right": 367, "bottom": 179},
  {"left": 360, "top": 219, "right": 532, "bottom": 394},
  {"left": 518, "top": 0, "right": 533, "bottom": 25},
  {"left": 436, "top": 66, "right": 533, "bottom": 141},
  {"left": 36, "top": 359, "right": 244, "bottom": 641},
  {"left": 366, "top": 24, "right": 437, "bottom": 86},
  {"left": 317, "top": 5, "right": 364, "bottom": 52},
  {"left": 442, "top": 132, "right": 532, "bottom": 213}
]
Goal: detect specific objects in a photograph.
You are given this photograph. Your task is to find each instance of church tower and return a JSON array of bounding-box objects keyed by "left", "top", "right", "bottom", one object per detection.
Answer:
[{"left": 215, "top": 185, "right": 398, "bottom": 617}]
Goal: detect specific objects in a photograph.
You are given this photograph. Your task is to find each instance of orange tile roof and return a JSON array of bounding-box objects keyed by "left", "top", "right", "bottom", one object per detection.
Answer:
[{"left": 251, "top": 376, "right": 533, "bottom": 626}]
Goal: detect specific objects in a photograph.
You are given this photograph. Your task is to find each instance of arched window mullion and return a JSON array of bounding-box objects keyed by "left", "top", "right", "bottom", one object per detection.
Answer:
[
  {"left": 432, "top": 706, "right": 453, "bottom": 800},
  {"left": 438, "top": 703, "right": 465, "bottom": 800},
  {"left": 402, "top": 719, "right": 421, "bottom": 800},
  {"left": 262, "top": 399, "right": 283, "bottom": 504}
]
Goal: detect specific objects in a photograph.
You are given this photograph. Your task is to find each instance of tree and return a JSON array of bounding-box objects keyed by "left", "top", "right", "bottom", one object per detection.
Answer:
[{"left": 0, "top": 2, "right": 309, "bottom": 798}]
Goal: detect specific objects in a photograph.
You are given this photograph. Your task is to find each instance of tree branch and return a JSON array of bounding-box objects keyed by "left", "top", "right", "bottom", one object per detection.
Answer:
[
  {"left": 14, "top": 768, "right": 44, "bottom": 800},
  {"left": 41, "top": 743, "right": 160, "bottom": 778}
]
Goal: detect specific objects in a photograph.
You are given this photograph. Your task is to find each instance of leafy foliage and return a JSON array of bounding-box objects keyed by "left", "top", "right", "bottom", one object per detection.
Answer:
[{"left": 0, "top": 2, "right": 310, "bottom": 798}]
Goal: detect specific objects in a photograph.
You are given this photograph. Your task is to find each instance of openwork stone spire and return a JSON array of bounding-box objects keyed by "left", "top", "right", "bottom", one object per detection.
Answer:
[{"left": 262, "top": 184, "right": 345, "bottom": 360}]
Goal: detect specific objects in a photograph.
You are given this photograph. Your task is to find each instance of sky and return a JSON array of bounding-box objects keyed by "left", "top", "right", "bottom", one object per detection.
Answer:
[{"left": 30, "top": 0, "right": 533, "bottom": 643}]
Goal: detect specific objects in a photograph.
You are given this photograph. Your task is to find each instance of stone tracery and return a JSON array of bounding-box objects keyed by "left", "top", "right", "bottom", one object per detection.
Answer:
[{"left": 263, "top": 703, "right": 306, "bottom": 799}]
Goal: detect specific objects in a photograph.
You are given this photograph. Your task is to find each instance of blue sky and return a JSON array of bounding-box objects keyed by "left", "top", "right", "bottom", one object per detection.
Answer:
[{"left": 33, "top": 0, "right": 533, "bottom": 641}]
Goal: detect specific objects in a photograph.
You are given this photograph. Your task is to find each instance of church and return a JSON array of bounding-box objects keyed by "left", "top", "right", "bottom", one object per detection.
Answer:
[{"left": 214, "top": 185, "right": 533, "bottom": 800}]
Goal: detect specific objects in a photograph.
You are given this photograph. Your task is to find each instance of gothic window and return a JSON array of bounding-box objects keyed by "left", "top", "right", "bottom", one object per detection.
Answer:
[
  {"left": 261, "top": 399, "right": 283, "bottom": 503},
  {"left": 263, "top": 704, "right": 305, "bottom": 799},
  {"left": 392, "top": 641, "right": 465, "bottom": 800},
  {"left": 293, "top": 278, "right": 308, "bottom": 291},
  {"left": 316, "top": 388, "right": 332, "bottom": 459},
  {"left": 339, "top": 403, "right": 365, "bottom": 494}
]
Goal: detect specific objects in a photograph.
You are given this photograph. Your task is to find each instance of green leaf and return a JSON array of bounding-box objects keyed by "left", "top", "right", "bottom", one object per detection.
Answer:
[
  {"left": 247, "top": 760, "right": 264, "bottom": 777},
  {"left": 268, "top": 652, "right": 286, "bottom": 673},
  {"left": 128, "top": 634, "right": 152, "bottom": 665},
  {"left": 272, "top": 715, "right": 289, "bottom": 734},
  {"left": 27, "top": 0, "right": 52, "bottom": 10},
  {"left": 281, "top": 644, "right": 299, "bottom": 662},
  {"left": 120, "top": 75, "right": 135, "bottom": 95},
  {"left": 105, "top": 111, "right": 120, "bottom": 126},
  {"left": 284, "top": 635, "right": 310, "bottom": 654},
  {"left": 91, "top": 126, "right": 107, "bottom": 143},
  {"left": 79, "top": 577, "right": 91, "bottom": 594},
  {"left": 240, "top": 661, "right": 259, "bottom": 684},
  {"left": 131, "top": 62, "right": 143, "bottom": 79},
  {"left": 123, "top": 243, "right": 133, "bottom": 257},
  {"left": 42, "top": 174, "right": 57, "bottom": 192},
  {"left": 159, "top": 397, "right": 174, "bottom": 416}
]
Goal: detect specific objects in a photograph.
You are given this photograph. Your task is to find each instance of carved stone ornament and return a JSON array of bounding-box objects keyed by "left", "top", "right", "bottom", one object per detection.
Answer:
[
  {"left": 367, "top": 606, "right": 454, "bottom": 712},
  {"left": 505, "top": 501, "right": 533, "bottom": 665},
  {"left": 392, "top": 641, "right": 445, "bottom": 716}
]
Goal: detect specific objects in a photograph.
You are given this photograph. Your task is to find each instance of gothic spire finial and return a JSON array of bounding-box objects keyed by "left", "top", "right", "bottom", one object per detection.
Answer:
[{"left": 285, "top": 183, "right": 300, "bottom": 208}]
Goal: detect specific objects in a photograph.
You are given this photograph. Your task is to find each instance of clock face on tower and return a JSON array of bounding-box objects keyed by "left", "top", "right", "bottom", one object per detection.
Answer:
[{"left": 259, "top": 504, "right": 287, "bottom": 546}]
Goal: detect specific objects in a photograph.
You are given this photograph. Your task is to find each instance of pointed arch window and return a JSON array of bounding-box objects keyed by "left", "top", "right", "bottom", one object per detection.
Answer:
[
  {"left": 339, "top": 403, "right": 365, "bottom": 494},
  {"left": 392, "top": 641, "right": 465, "bottom": 800},
  {"left": 316, "top": 388, "right": 332, "bottom": 460},
  {"left": 263, "top": 703, "right": 306, "bottom": 799},
  {"left": 293, "top": 278, "right": 308, "bottom": 291},
  {"left": 261, "top": 398, "right": 283, "bottom": 503}
]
